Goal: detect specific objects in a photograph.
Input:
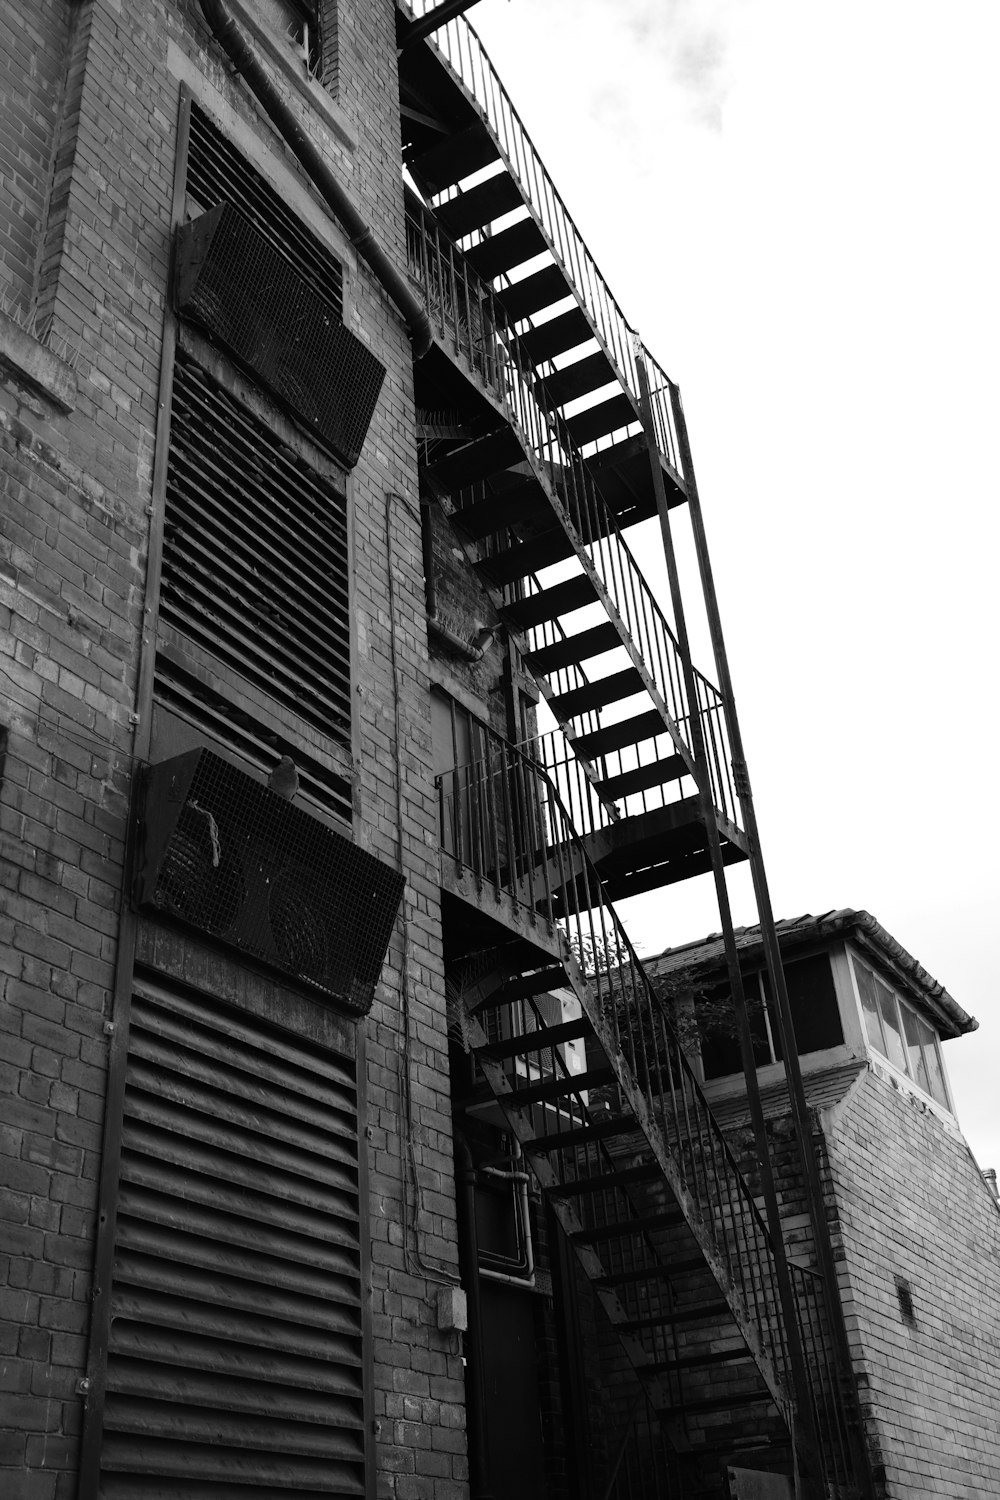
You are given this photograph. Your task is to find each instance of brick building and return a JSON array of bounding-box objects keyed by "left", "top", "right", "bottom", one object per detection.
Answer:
[
  {"left": 646, "top": 910, "right": 1000, "bottom": 1499},
  {"left": 0, "top": 3, "right": 976, "bottom": 1499}
]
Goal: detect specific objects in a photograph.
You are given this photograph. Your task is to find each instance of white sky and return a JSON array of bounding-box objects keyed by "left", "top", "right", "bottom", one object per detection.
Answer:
[{"left": 467, "top": 0, "right": 1000, "bottom": 1172}]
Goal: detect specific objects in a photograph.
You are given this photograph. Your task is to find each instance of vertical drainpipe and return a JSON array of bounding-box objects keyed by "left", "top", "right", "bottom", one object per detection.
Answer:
[{"left": 454, "top": 1128, "right": 494, "bottom": 1500}]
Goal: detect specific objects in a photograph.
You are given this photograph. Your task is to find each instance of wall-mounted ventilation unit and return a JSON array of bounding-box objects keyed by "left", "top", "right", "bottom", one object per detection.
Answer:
[
  {"left": 174, "top": 202, "right": 386, "bottom": 468},
  {"left": 133, "top": 749, "right": 403, "bottom": 1015}
]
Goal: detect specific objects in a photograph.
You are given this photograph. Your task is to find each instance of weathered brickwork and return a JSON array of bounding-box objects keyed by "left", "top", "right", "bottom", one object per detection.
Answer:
[
  {"left": 1, "top": 1, "right": 466, "bottom": 1497},
  {"left": 0, "top": 1, "right": 72, "bottom": 312},
  {"left": 823, "top": 1070, "right": 1000, "bottom": 1498}
]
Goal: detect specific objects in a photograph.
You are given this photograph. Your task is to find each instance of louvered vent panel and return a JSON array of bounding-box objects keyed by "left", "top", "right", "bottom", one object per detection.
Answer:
[
  {"left": 187, "top": 101, "right": 343, "bottom": 323},
  {"left": 152, "top": 653, "right": 354, "bottom": 828},
  {"left": 160, "top": 351, "right": 351, "bottom": 748},
  {"left": 98, "top": 976, "right": 367, "bottom": 1497}
]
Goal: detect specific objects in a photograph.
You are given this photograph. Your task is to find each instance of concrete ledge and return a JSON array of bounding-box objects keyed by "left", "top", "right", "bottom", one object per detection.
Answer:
[{"left": 0, "top": 311, "right": 77, "bottom": 412}]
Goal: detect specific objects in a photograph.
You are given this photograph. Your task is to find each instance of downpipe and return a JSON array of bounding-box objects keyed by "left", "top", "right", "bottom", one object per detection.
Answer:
[{"left": 197, "top": 0, "right": 433, "bottom": 358}]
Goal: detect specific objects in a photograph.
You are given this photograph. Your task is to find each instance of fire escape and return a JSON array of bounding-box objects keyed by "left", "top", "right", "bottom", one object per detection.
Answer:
[{"left": 397, "top": 6, "right": 873, "bottom": 1496}]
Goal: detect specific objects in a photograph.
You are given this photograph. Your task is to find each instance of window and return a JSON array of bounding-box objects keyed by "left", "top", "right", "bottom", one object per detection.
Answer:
[
  {"left": 851, "top": 954, "right": 950, "bottom": 1109},
  {"left": 694, "top": 952, "right": 844, "bottom": 1082}
]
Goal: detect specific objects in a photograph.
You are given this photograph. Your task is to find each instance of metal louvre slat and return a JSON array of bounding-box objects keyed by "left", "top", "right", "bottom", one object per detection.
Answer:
[
  {"left": 127, "top": 1026, "right": 358, "bottom": 1140},
  {"left": 117, "top": 1137, "right": 361, "bottom": 1249},
  {"left": 168, "top": 368, "right": 350, "bottom": 561},
  {"left": 160, "top": 354, "right": 352, "bottom": 746},
  {"left": 104, "top": 1360, "right": 364, "bottom": 1429},
  {"left": 129, "top": 993, "right": 358, "bottom": 1118},
  {"left": 98, "top": 981, "right": 367, "bottom": 1495},
  {"left": 167, "top": 397, "right": 351, "bottom": 599},
  {"left": 163, "top": 460, "right": 351, "bottom": 642},
  {"left": 123, "top": 1057, "right": 358, "bottom": 1174},
  {"left": 109, "top": 1324, "right": 362, "bottom": 1394},
  {"left": 99, "top": 1437, "right": 364, "bottom": 1494},
  {"left": 115, "top": 1214, "right": 361, "bottom": 1299},
  {"left": 110, "top": 1276, "right": 361, "bottom": 1344},
  {"left": 101, "top": 1398, "right": 364, "bottom": 1460},
  {"left": 121, "top": 1087, "right": 360, "bottom": 1203}
]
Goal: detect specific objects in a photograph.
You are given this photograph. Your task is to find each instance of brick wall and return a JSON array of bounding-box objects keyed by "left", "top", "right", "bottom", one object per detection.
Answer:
[
  {"left": 1, "top": 1, "right": 468, "bottom": 1496},
  {"left": 824, "top": 1068, "right": 1000, "bottom": 1498},
  {"left": 0, "top": 0, "right": 72, "bottom": 311}
]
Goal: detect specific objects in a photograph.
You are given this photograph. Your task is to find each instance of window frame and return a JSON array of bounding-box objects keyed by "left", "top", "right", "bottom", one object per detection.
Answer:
[{"left": 848, "top": 949, "right": 953, "bottom": 1112}]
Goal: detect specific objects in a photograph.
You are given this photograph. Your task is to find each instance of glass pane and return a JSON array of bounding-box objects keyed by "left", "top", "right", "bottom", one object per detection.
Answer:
[
  {"left": 901, "top": 1005, "right": 931, "bottom": 1094},
  {"left": 875, "top": 978, "right": 907, "bottom": 1073},
  {"left": 854, "top": 960, "right": 886, "bottom": 1055},
  {"left": 921, "top": 1025, "right": 950, "bottom": 1108}
]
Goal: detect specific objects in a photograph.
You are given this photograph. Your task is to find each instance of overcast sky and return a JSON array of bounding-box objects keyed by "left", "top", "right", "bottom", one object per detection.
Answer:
[{"left": 467, "top": 0, "right": 1000, "bottom": 1172}]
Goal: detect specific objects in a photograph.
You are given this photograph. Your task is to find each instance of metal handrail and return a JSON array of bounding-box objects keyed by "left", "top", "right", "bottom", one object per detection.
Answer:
[
  {"left": 408, "top": 199, "right": 738, "bottom": 810},
  {"left": 400, "top": 1, "right": 684, "bottom": 473},
  {"left": 437, "top": 722, "right": 859, "bottom": 1492},
  {"left": 438, "top": 728, "right": 787, "bottom": 1364}
]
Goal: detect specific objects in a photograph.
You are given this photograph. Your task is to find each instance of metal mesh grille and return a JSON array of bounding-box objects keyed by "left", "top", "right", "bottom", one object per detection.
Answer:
[
  {"left": 160, "top": 349, "right": 352, "bottom": 748},
  {"left": 136, "top": 749, "right": 404, "bottom": 1014},
  {"left": 175, "top": 202, "right": 386, "bottom": 467},
  {"left": 187, "top": 100, "right": 343, "bottom": 322}
]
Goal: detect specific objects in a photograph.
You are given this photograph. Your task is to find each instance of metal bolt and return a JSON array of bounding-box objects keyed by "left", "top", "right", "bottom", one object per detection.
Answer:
[{"left": 77, "top": 1377, "right": 91, "bottom": 1395}]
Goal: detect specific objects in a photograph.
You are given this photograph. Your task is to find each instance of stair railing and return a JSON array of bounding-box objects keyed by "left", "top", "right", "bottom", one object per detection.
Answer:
[
  {"left": 400, "top": 1, "right": 683, "bottom": 473},
  {"left": 437, "top": 722, "right": 860, "bottom": 1493},
  {"left": 408, "top": 198, "right": 718, "bottom": 790}
]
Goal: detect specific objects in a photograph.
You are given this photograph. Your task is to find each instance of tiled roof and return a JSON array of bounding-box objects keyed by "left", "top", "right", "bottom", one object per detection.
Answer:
[
  {"left": 706, "top": 1060, "right": 868, "bottom": 1131},
  {"left": 643, "top": 908, "right": 975, "bottom": 1039}
]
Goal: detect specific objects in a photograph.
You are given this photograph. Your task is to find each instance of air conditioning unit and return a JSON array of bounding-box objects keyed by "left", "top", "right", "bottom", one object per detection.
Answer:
[
  {"left": 133, "top": 749, "right": 404, "bottom": 1016},
  {"left": 174, "top": 202, "right": 386, "bottom": 468}
]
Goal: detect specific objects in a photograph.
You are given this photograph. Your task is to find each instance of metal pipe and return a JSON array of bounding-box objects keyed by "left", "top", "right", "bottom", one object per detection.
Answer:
[
  {"left": 197, "top": 0, "right": 433, "bottom": 357},
  {"left": 454, "top": 1130, "right": 494, "bottom": 1500}
]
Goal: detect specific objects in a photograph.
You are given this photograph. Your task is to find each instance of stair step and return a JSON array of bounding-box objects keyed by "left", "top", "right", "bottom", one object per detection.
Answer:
[
  {"left": 620, "top": 1301, "right": 730, "bottom": 1330},
  {"left": 573, "top": 709, "right": 666, "bottom": 760},
  {"left": 452, "top": 480, "right": 541, "bottom": 540},
  {"left": 526, "top": 1115, "right": 639, "bottom": 1153},
  {"left": 550, "top": 667, "right": 645, "bottom": 720},
  {"left": 436, "top": 173, "right": 525, "bottom": 239},
  {"left": 647, "top": 1347, "right": 755, "bottom": 1375},
  {"left": 477, "top": 528, "right": 573, "bottom": 586},
  {"left": 470, "top": 964, "right": 568, "bottom": 1013},
  {"left": 573, "top": 1210, "right": 684, "bottom": 1245},
  {"left": 596, "top": 754, "right": 688, "bottom": 801},
  {"left": 520, "top": 308, "right": 594, "bottom": 366},
  {"left": 426, "top": 428, "right": 524, "bottom": 491},
  {"left": 523, "top": 621, "right": 621, "bottom": 676},
  {"left": 496, "top": 265, "right": 569, "bottom": 323},
  {"left": 537, "top": 350, "right": 618, "bottom": 410},
  {"left": 503, "top": 574, "right": 598, "bottom": 630},
  {"left": 466, "top": 218, "right": 548, "bottom": 280},
  {"left": 672, "top": 1388, "right": 776, "bottom": 1416},
  {"left": 478, "top": 1016, "right": 590, "bottom": 1062},
  {"left": 566, "top": 393, "right": 638, "bottom": 447},
  {"left": 597, "top": 1258, "right": 707, "bottom": 1288},
  {"left": 545, "top": 1162, "right": 662, "bottom": 1198},
  {"left": 412, "top": 125, "right": 499, "bottom": 194},
  {"left": 505, "top": 1066, "right": 615, "bottom": 1109}
]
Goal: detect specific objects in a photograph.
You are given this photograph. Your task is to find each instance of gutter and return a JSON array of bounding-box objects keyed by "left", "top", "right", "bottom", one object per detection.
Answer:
[{"left": 197, "top": 0, "right": 433, "bottom": 358}]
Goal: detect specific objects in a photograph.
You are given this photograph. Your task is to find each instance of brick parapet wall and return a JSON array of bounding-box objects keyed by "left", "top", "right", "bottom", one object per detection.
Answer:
[{"left": 1, "top": 1, "right": 466, "bottom": 1496}]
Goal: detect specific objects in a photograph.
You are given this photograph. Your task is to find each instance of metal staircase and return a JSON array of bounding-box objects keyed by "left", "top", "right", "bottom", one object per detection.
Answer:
[
  {"left": 408, "top": 194, "right": 746, "bottom": 892},
  {"left": 399, "top": 13, "right": 873, "bottom": 1493},
  {"left": 398, "top": 0, "right": 685, "bottom": 515},
  {"left": 439, "top": 724, "right": 860, "bottom": 1493}
]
